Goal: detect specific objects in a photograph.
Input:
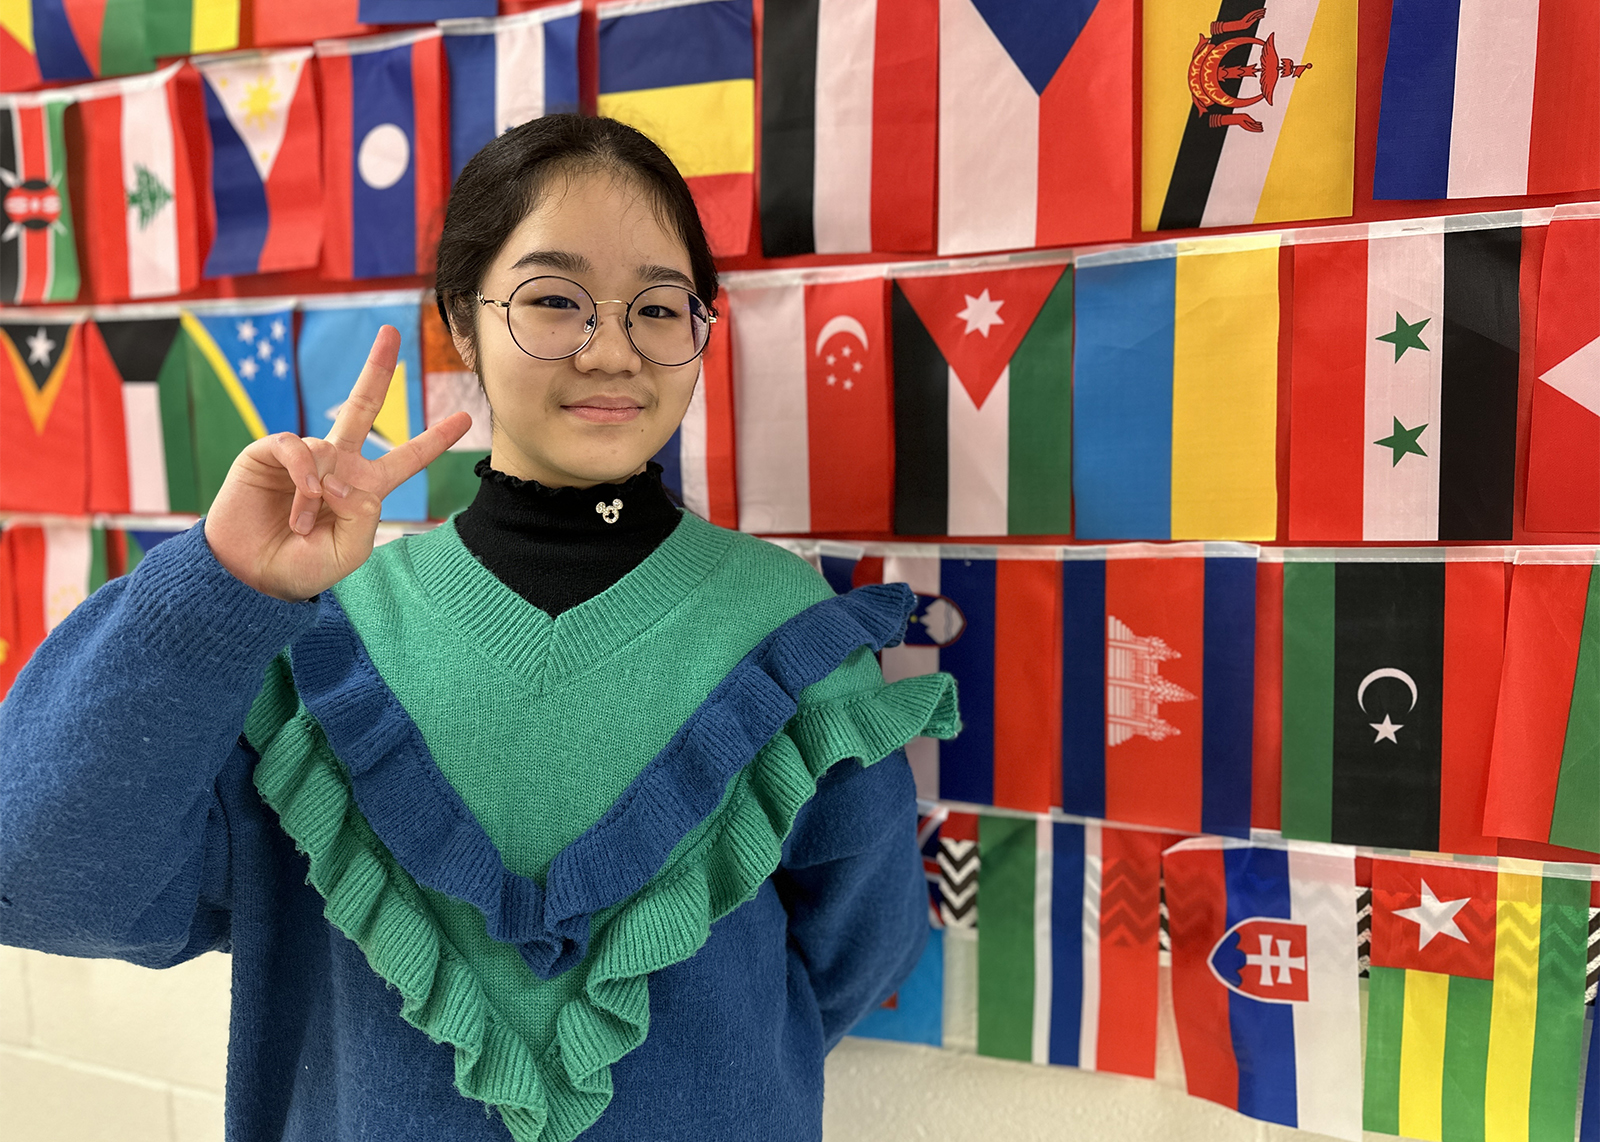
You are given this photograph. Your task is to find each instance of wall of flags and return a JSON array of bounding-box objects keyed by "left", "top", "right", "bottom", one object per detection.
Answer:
[{"left": 3, "top": 1, "right": 1600, "bottom": 1139}]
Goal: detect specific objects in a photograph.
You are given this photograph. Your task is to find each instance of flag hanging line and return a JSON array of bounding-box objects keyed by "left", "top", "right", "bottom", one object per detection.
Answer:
[
  {"left": 1260, "top": 547, "right": 1516, "bottom": 565},
  {"left": 768, "top": 538, "right": 1261, "bottom": 563}
]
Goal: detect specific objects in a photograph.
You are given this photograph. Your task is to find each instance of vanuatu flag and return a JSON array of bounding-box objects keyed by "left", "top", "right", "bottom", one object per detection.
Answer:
[
  {"left": 1364, "top": 857, "right": 1590, "bottom": 1142},
  {"left": 0, "top": 94, "right": 78, "bottom": 304}
]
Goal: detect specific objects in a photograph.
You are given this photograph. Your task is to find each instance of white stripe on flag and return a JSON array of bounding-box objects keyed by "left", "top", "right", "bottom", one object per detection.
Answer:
[
  {"left": 1078, "top": 822, "right": 1102, "bottom": 1072},
  {"left": 1363, "top": 223, "right": 1443, "bottom": 540},
  {"left": 1447, "top": 0, "right": 1537, "bottom": 198},
  {"left": 813, "top": 0, "right": 876, "bottom": 254},
  {"left": 1287, "top": 846, "right": 1363, "bottom": 1142},
  {"left": 1199, "top": 0, "right": 1320, "bottom": 228},
  {"left": 732, "top": 285, "right": 810, "bottom": 532},
  {"left": 1031, "top": 816, "right": 1054, "bottom": 1065},
  {"left": 121, "top": 82, "right": 180, "bottom": 300},
  {"left": 880, "top": 555, "right": 941, "bottom": 799},
  {"left": 122, "top": 382, "right": 170, "bottom": 514},
  {"left": 42, "top": 522, "right": 90, "bottom": 633},
  {"left": 947, "top": 366, "right": 1008, "bottom": 536},
  {"left": 678, "top": 363, "right": 711, "bottom": 518},
  {"left": 937, "top": 0, "right": 1037, "bottom": 256},
  {"left": 495, "top": 20, "right": 548, "bottom": 136}
]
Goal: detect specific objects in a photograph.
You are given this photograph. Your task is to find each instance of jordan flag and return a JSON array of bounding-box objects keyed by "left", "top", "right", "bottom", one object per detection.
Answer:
[
  {"left": 75, "top": 64, "right": 200, "bottom": 302},
  {"left": 732, "top": 274, "right": 891, "bottom": 533},
  {"left": 1526, "top": 210, "right": 1599, "bottom": 535},
  {"left": 1288, "top": 221, "right": 1520, "bottom": 542},
  {"left": 938, "top": 0, "right": 1133, "bottom": 256},
  {"left": 1, "top": 93, "right": 78, "bottom": 304},
  {"left": 758, "top": 0, "right": 936, "bottom": 255},
  {"left": 83, "top": 313, "right": 197, "bottom": 515},
  {"left": 892, "top": 263, "right": 1073, "bottom": 537},
  {"left": 0, "top": 319, "right": 86, "bottom": 513}
]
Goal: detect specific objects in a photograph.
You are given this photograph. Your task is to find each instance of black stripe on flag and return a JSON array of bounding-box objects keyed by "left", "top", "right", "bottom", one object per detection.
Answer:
[
  {"left": 97, "top": 318, "right": 182, "bottom": 383},
  {"left": 1156, "top": 1, "right": 1263, "bottom": 231},
  {"left": 759, "top": 0, "right": 820, "bottom": 257},
  {"left": 1331, "top": 561, "right": 1445, "bottom": 851},
  {"left": 1438, "top": 227, "right": 1519, "bottom": 541},
  {"left": 0, "top": 108, "right": 19, "bottom": 303},
  {"left": 892, "top": 282, "right": 948, "bottom": 535}
]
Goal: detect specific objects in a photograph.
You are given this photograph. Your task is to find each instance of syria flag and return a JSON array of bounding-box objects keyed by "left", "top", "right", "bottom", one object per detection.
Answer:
[
  {"left": 759, "top": 0, "right": 937, "bottom": 255},
  {"left": 892, "top": 263, "right": 1073, "bottom": 536},
  {"left": 75, "top": 65, "right": 200, "bottom": 302},
  {"left": 731, "top": 274, "right": 891, "bottom": 533},
  {"left": 0, "top": 320, "right": 87, "bottom": 513}
]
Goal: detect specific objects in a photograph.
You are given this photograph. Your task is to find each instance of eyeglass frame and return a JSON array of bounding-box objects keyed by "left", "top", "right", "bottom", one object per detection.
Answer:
[{"left": 476, "top": 274, "right": 718, "bottom": 368}]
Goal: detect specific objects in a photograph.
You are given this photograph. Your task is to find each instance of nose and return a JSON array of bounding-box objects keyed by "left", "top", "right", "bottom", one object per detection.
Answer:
[{"left": 575, "top": 300, "right": 639, "bottom": 372}]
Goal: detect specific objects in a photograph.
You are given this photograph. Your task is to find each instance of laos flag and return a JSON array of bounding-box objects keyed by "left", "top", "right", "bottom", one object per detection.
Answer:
[
  {"left": 1163, "top": 838, "right": 1363, "bottom": 1141},
  {"left": 317, "top": 28, "right": 447, "bottom": 280}
]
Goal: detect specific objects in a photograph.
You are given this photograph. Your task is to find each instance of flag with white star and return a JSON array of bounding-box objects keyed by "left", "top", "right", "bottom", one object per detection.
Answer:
[{"left": 0, "top": 319, "right": 91, "bottom": 513}]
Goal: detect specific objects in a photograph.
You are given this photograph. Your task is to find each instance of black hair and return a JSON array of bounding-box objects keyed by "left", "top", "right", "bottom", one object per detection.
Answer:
[{"left": 433, "top": 114, "right": 718, "bottom": 363}]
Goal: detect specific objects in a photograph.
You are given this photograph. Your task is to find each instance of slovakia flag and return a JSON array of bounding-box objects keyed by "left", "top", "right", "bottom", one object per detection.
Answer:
[
  {"left": 317, "top": 28, "right": 447, "bottom": 280},
  {"left": 1162, "top": 838, "right": 1363, "bottom": 1141}
]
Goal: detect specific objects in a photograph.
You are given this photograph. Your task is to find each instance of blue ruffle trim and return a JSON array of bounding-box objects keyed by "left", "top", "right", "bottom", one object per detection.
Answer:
[{"left": 287, "top": 582, "right": 916, "bottom": 980}]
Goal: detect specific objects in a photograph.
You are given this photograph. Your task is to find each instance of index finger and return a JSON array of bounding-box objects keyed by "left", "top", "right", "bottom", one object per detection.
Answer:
[{"left": 325, "top": 325, "right": 401, "bottom": 453}]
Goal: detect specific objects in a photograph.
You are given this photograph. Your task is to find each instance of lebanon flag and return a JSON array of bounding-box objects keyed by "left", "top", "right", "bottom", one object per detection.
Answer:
[
  {"left": 1288, "top": 221, "right": 1520, "bottom": 542},
  {"left": 1526, "top": 210, "right": 1599, "bottom": 535},
  {"left": 1, "top": 94, "right": 79, "bottom": 304},
  {"left": 83, "top": 313, "right": 197, "bottom": 515},
  {"left": 1373, "top": 0, "right": 1600, "bottom": 200},
  {"left": 0, "top": 319, "right": 87, "bottom": 513},
  {"left": 732, "top": 274, "right": 890, "bottom": 533},
  {"left": 1483, "top": 550, "right": 1600, "bottom": 855},
  {"left": 318, "top": 29, "right": 448, "bottom": 281},
  {"left": 194, "top": 48, "right": 323, "bottom": 278},
  {"left": 892, "top": 263, "right": 1073, "bottom": 536},
  {"left": 651, "top": 308, "right": 737, "bottom": 529},
  {"left": 75, "top": 64, "right": 200, "bottom": 302},
  {"left": 759, "top": 0, "right": 936, "bottom": 256},
  {"left": 1164, "top": 838, "right": 1362, "bottom": 1141},
  {"left": 976, "top": 816, "right": 1167, "bottom": 1079}
]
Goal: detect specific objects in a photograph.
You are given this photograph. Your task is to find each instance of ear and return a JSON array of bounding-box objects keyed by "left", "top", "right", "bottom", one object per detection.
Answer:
[{"left": 450, "top": 321, "right": 478, "bottom": 373}]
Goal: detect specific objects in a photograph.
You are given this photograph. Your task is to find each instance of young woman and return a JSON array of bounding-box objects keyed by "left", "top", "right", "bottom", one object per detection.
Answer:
[{"left": 0, "top": 116, "right": 957, "bottom": 1142}]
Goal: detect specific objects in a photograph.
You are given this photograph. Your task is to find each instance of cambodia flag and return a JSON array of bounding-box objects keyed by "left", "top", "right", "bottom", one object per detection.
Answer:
[{"left": 318, "top": 29, "right": 447, "bottom": 280}]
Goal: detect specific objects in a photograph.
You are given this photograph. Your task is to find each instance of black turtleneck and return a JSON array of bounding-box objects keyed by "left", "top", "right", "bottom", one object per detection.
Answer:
[{"left": 453, "top": 457, "right": 683, "bottom": 617}]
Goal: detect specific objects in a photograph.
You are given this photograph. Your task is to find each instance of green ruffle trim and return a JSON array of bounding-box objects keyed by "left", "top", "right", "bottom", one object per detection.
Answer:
[{"left": 246, "top": 663, "right": 958, "bottom": 1142}]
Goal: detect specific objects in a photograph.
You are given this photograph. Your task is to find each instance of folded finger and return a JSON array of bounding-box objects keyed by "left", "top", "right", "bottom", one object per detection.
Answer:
[{"left": 269, "top": 432, "right": 326, "bottom": 535}]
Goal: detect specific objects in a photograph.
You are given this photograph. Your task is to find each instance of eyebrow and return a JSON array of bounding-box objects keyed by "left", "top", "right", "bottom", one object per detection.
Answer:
[{"left": 508, "top": 249, "right": 696, "bottom": 292}]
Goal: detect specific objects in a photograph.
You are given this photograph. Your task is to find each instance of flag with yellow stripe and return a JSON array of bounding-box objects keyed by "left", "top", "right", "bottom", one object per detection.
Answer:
[{"left": 1364, "top": 857, "right": 1590, "bottom": 1142}]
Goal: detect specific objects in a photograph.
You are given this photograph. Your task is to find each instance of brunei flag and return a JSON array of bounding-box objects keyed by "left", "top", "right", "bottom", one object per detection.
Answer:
[
  {"left": 0, "top": 317, "right": 87, "bottom": 513},
  {"left": 597, "top": 0, "right": 754, "bottom": 257},
  {"left": 1483, "top": 550, "right": 1600, "bottom": 856},
  {"left": 1142, "top": 0, "right": 1357, "bottom": 232},
  {"left": 1073, "top": 236, "right": 1279, "bottom": 542},
  {"left": 1288, "top": 221, "right": 1521, "bottom": 542},
  {"left": 1364, "top": 857, "right": 1590, "bottom": 1142},
  {"left": 82, "top": 313, "right": 197, "bottom": 515},
  {"left": 891, "top": 262, "right": 1073, "bottom": 537},
  {"left": 1, "top": 93, "right": 78, "bottom": 304},
  {"left": 649, "top": 295, "right": 736, "bottom": 528},
  {"left": 1279, "top": 550, "right": 1510, "bottom": 855},
  {"left": 0, "top": 520, "right": 109, "bottom": 700},
  {"left": 421, "top": 297, "right": 488, "bottom": 521},
  {"left": 4, "top": 0, "right": 152, "bottom": 86},
  {"left": 144, "top": 0, "right": 239, "bottom": 57}
]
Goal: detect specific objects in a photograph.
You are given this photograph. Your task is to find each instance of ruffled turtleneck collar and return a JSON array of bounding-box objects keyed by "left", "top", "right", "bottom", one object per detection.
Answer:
[{"left": 466, "top": 457, "right": 682, "bottom": 535}]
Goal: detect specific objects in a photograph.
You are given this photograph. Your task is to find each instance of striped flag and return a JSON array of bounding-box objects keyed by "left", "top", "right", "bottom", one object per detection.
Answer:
[
  {"left": 1288, "top": 220, "right": 1521, "bottom": 542},
  {"left": 0, "top": 93, "right": 78, "bottom": 304},
  {"left": 731, "top": 274, "right": 891, "bottom": 534},
  {"left": 76, "top": 65, "right": 200, "bottom": 302},
  {"left": 1252, "top": 556, "right": 1285, "bottom": 831},
  {"left": 1364, "top": 858, "right": 1590, "bottom": 1142},
  {"left": 758, "top": 0, "right": 936, "bottom": 256},
  {"left": 1373, "top": 0, "right": 1600, "bottom": 200},
  {"left": 194, "top": 48, "right": 323, "bottom": 278},
  {"left": 597, "top": 0, "right": 754, "bottom": 257},
  {"left": 1164, "top": 838, "right": 1362, "bottom": 1141},
  {"left": 938, "top": 0, "right": 1132, "bottom": 256},
  {"left": 650, "top": 308, "right": 737, "bottom": 529},
  {"left": 440, "top": 5, "right": 581, "bottom": 181},
  {"left": 317, "top": 29, "right": 448, "bottom": 281},
  {"left": 1526, "top": 210, "right": 1599, "bottom": 535},
  {"left": 144, "top": 0, "right": 240, "bottom": 57},
  {"left": 891, "top": 263, "right": 1073, "bottom": 537},
  {"left": 1279, "top": 551, "right": 1509, "bottom": 855},
  {"left": 976, "top": 815, "right": 1167, "bottom": 1078},
  {"left": 0, "top": 318, "right": 87, "bottom": 513},
  {"left": 1483, "top": 550, "right": 1600, "bottom": 855},
  {"left": 12, "top": 0, "right": 152, "bottom": 83},
  {"left": 82, "top": 314, "right": 197, "bottom": 515},
  {"left": 421, "top": 298, "right": 488, "bottom": 521},
  {"left": 1585, "top": 1002, "right": 1600, "bottom": 1142},
  {"left": 1073, "top": 237, "right": 1279, "bottom": 541},
  {"left": 0, "top": 520, "right": 109, "bottom": 699},
  {"left": 1142, "top": 0, "right": 1358, "bottom": 231}
]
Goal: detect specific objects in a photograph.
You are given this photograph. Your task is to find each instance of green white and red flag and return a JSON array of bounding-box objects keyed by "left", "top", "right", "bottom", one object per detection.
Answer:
[
  {"left": 0, "top": 520, "right": 109, "bottom": 701},
  {"left": 0, "top": 92, "right": 78, "bottom": 304}
]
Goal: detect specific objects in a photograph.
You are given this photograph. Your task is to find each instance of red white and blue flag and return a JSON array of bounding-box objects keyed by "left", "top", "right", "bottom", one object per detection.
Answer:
[{"left": 649, "top": 309, "right": 738, "bottom": 529}]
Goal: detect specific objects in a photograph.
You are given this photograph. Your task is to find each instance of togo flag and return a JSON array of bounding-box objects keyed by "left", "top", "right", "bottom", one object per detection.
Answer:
[
  {"left": 440, "top": 5, "right": 581, "bottom": 181},
  {"left": 0, "top": 93, "right": 78, "bottom": 304},
  {"left": 1288, "top": 220, "right": 1521, "bottom": 542},
  {"left": 1164, "top": 837, "right": 1363, "bottom": 1141},
  {"left": 891, "top": 263, "right": 1073, "bottom": 537}
]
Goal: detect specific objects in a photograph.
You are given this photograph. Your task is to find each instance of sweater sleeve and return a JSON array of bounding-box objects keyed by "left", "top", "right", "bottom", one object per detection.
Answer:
[{"left": 0, "top": 522, "right": 319, "bottom": 965}]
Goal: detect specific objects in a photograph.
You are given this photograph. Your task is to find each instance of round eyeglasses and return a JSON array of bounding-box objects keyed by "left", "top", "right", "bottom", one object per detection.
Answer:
[{"left": 477, "top": 276, "right": 717, "bottom": 368}]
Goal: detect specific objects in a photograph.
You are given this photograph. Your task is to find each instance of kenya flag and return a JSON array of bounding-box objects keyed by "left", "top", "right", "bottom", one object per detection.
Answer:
[{"left": 0, "top": 93, "right": 78, "bottom": 304}]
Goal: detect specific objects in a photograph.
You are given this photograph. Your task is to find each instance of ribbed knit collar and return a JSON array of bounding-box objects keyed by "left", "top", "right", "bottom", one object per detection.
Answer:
[{"left": 465, "top": 457, "right": 682, "bottom": 538}]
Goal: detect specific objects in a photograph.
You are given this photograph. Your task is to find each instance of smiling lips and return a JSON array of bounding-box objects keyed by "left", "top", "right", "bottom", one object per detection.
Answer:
[{"left": 564, "top": 395, "right": 644, "bottom": 424}]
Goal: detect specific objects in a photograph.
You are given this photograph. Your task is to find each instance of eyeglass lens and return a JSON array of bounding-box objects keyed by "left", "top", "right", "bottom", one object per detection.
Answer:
[{"left": 505, "top": 277, "right": 710, "bottom": 367}]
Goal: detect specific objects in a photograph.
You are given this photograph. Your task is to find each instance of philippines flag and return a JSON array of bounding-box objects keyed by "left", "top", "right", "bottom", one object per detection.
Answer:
[
  {"left": 194, "top": 48, "right": 323, "bottom": 278},
  {"left": 937, "top": 0, "right": 1133, "bottom": 256},
  {"left": 440, "top": 5, "right": 581, "bottom": 181},
  {"left": 317, "top": 28, "right": 447, "bottom": 280},
  {"left": 1163, "top": 838, "right": 1362, "bottom": 1141}
]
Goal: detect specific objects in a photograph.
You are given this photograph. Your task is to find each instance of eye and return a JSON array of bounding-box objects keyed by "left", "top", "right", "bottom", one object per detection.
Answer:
[
  {"left": 526, "top": 293, "right": 582, "bottom": 311},
  {"left": 636, "top": 303, "right": 680, "bottom": 320}
]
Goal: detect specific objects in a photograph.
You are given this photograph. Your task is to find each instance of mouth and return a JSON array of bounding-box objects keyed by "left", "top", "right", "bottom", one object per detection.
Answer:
[{"left": 562, "top": 395, "right": 646, "bottom": 424}]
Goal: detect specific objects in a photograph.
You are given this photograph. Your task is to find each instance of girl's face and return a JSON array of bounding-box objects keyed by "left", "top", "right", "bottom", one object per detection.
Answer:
[{"left": 458, "top": 170, "right": 703, "bottom": 488}]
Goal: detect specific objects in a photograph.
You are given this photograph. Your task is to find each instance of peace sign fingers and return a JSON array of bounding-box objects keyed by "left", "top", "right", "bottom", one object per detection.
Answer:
[
  {"left": 325, "top": 325, "right": 402, "bottom": 454},
  {"left": 368, "top": 410, "right": 475, "bottom": 498}
]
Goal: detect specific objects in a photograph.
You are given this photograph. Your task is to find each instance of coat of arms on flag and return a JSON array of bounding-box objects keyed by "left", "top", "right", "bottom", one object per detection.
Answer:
[{"left": 0, "top": 93, "right": 78, "bottom": 304}]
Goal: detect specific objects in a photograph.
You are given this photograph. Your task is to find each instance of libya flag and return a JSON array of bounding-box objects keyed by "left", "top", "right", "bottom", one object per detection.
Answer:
[
  {"left": 1280, "top": 553, "right": 1508, "bottom": 853},
  {"left": 0, "top": 96, "right": 79, "bottom": 305},
  {"left": 891, "top": 263, "right": 1072, "bottom": 536}
]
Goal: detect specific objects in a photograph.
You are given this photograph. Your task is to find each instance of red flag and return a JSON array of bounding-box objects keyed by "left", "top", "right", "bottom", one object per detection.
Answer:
[
  {"left": 253, "top": 1, "right": 369, "bottom": 48},
  {"left": 1369, "top": 859, "right": 1498, "bottom": 979},
  {"left": 0, "top": 320, "right": 86, "bottom": 513},
  {"left": 1252, "top": 558, "right": 1284, "bottom": 832},
  {"left": 77, "top": 320, "right": 131, "bottom": 514}
]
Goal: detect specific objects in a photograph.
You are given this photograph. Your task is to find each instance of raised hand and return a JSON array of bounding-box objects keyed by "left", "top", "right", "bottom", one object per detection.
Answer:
[{"left": 203, "top": 325, "right": 473, "bottom": 602}]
